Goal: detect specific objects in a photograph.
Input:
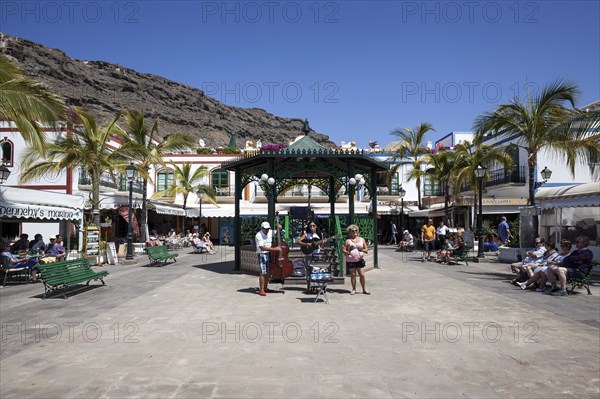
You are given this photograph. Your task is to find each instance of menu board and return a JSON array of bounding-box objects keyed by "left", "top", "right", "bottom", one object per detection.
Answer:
[
  {"left": 106, "top": 242, "right": 118, "bottom": 265},
  {"left": 85, "top": 225, "right": 100, "bottom": 265}
]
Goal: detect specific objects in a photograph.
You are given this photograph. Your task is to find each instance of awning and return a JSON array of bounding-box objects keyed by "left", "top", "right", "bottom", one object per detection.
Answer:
[
  {"left": 149, "top": 202, "right": 186, "bottom": 216},
  {"left": 537, "top": 182, "right": 600, "bottom": 209},
  {"left": 481, "top": 206, "right": 522, "bottom": 215},
  {"left": 0, "top": 186, "right": 84, "bottom": 221},
  {"left": 96, "top": 194, "right": 143, "bottom": 210}
]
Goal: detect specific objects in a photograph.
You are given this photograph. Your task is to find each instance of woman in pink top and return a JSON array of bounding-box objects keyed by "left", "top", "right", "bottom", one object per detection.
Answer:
[{"left": 342, "top": 224, "right": 370, "bottom": 295}]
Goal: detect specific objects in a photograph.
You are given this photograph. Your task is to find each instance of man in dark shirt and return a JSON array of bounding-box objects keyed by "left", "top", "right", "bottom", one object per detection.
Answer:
[
  {"left": 10, "top": 234, "right": 29, "bottom": 253},
  {"left": 546, "top": 235, "right": 593, "bottom": 296}
]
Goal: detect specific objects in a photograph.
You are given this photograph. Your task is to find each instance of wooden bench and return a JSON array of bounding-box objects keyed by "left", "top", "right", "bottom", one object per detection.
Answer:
[
  {"left": 447, "top": 245, "right": 473, "bottom": 265},
  {"left": 144, "top": 245, "right": 179, "bottom": 267},
  {"left": 35, "top": 258, "right": 109, "bottom": 299},
  {"left": 566, "top": 261, "right": 598, "bottom": 295}
]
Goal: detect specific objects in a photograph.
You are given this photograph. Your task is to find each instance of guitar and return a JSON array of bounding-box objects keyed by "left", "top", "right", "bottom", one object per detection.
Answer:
[{"left": 300, "top": 234, "right": 341, "bottom": 255}]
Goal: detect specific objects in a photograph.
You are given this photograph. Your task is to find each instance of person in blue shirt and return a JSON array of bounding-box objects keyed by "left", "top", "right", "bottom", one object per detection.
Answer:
[
  {"left": 498, "top": 216, "right": 512, "bottom": 245},
  {"left": 1, "top": 242, "right": 39, "bottom": 281}
]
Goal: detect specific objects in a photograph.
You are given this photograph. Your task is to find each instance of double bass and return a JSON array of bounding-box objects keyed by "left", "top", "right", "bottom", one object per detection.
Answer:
[{"left": 269, "top": 211, "right": 294, "bottom": 285}]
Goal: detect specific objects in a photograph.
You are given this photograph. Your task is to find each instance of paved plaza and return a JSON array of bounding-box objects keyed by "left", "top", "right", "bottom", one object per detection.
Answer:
[{"left": 1, "top": 246, "right": 599, "bottom": 398}]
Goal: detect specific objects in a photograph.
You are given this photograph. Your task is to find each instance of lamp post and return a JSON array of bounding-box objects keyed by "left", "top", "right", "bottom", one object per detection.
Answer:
[
  {"left": 0, "top": 164, "right": 10, "bottom": 184},
  {"left": 125, "top": 163, "right": 138, "bottom": 260},
  {"left": 347, "top": 174, "right": 365, "bottom": 225},
  {"left": 474, "top": 163, "right": 486, "bottom": 258},
  {"left": 534, "top": 166, "right": 553, "bottom": 189},
  {"left": 197, "top": 189, "right": 205, "bottom": 234},
  {"left": 399, "top": 184, "right": 406, "bottom": 232}
]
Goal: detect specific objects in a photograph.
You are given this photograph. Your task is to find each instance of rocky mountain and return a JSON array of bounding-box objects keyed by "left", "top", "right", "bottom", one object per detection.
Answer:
[{"left": 0, "top": 33, "right": 336, "bottom": 149}]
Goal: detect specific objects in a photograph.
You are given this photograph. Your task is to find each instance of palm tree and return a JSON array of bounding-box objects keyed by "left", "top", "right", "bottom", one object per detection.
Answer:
[
  {"left": 0, "top": 54, "right": 66, "bottom": 154},
  {"left": 117, "top": 109, "right": 194, "bottom": 241},
  {"left": 389, "top": 122, "right": 436, "bottom": 209},
  {"left": 473, "top": 80, "right": 600, "bottom": 233},
  {"left": 452, "top": 141, "right": 513, "bottom": 231},
  {"left": 152, "top": 163, "right": 216, "bottom": 225},
  {"left": 421, "top": 150, "right": 457, "bottom": 223},
  {"left": 19, "top": 108, "right": 126, "bottom": 225}
]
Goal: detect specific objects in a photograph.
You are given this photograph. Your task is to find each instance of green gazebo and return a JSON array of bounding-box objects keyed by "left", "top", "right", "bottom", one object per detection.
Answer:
[{"left": 223, "top": 134, "right": 389, "bottom": 270}]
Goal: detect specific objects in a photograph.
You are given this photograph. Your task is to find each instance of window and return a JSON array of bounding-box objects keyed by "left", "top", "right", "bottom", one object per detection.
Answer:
[
  {"left": 1, "top": 139, "right": 14, "bottom": 166},
  {"left": 211, "top": 168, "right": 229, "bottom": 195},
  {"left": 156, "top": 169, "right": 174, "bottom": 192}
]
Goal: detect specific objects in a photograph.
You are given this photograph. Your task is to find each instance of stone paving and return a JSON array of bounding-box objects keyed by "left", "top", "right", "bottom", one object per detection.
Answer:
[{"left": 1, "top": 246, "right": 599, "bottom": 398}]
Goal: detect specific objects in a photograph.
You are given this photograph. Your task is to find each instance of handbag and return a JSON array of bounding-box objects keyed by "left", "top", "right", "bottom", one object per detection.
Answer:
[{"left": 358, "top": 257, "right": 366, "bottom": 267}]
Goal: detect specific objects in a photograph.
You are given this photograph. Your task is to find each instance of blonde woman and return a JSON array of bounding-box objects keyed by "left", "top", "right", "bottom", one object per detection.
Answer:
[{"left": 342, "top": 224, "right": 370, "bottom": 295}]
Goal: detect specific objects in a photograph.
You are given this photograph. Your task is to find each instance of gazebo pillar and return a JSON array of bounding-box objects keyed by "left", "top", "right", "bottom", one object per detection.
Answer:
[
  {"left": 234, "top": 167, "right": 241, "bottom": 271},
  {"left": 268, "top": 160, "right": 275, "bottom": 224},
  {"left": 348, "top": 162, "right": 355, "bottom": 226},
  {"left": 371, "top": 166, "right": 379, "bottom": 268}
]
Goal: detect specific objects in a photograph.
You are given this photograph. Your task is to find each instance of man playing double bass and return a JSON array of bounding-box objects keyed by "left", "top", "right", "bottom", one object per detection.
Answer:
[{"left": 255, "top": 221, "right": 282, "bottom": 297}]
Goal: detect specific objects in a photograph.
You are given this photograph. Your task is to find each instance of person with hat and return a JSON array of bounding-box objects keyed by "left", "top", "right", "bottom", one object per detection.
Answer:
[
  {"left": 46, "top": 236, "right": 66, "bottom": 261},
  {"left": 191, "top": 233, "right": 206, "bottom": 253},
  {"left": 397, "top": 230, "right": 414, "bottom": 252},
  {"left": 255, "top": 221, "right": 282, "bottom": 296}
]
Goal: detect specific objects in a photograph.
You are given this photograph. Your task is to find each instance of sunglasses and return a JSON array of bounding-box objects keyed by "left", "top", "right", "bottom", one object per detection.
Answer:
[{"left": 350, "top": 229, "right": 358, "bottom": 233}]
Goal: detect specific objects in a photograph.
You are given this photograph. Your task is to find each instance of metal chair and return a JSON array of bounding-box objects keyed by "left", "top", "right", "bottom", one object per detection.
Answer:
[{"left": 1, "top": 255, "right": 31, "bottom": 286}]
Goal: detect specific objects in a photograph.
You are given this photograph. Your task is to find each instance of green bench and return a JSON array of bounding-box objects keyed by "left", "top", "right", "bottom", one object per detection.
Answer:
[
  {"left": 35, "top": 258, "right": 109, "bottom": 299},
  {"left": 144, "top": 245, "right": 179, "bottom": 267},
  {"left": 566, "top": 261, "right": 598, "bottom": 295},
  {"left": 447, "top": 245, "right": 473, "bottom": 265}
]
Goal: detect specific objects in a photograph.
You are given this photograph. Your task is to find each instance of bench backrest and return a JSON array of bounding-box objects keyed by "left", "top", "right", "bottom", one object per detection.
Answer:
[
  {"left": 37, "top": 258, "right": 91, "bottom": 284},
  {"left": 145, "top": 246, "right": 169, "bottom": 256}
]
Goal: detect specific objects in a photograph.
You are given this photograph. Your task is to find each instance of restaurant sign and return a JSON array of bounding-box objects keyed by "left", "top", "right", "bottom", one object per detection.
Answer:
[
  {"left": 0, "top": 203, "right": 82, "bottom": 220},
  {"left": 455, "top": 198, "right": 528, "bottom": 206}
]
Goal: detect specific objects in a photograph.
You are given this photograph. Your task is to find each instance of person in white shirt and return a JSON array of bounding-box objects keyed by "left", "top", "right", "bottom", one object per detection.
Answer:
[
  {"left": 436, "top": 221, "right": 449, "bottom": 251},
  {"left": 255, "top": 222, "right": 281, "bottom": 297}
]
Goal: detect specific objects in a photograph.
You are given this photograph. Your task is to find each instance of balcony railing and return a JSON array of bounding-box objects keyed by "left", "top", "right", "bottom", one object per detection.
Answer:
[
  {"left": 487, "top": 165, "right": 526, "bottom": 187},
  {"left": 461, "top": 165, "right": 526, "bottom": 191},
  {"left": 79, "top": 169, "right": 143, "bottom": 194}
]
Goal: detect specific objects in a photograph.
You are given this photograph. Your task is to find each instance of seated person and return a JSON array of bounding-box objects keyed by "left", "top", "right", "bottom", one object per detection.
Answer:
[
  {"left": 192, "top": 234, "right": 205, "bottom": 251},
  {"left": 298, "top": 221, "right": 324, "bottom": 260},
  {"left": 202, "top": 233, "right": 216, "bottom": 254},
  {"left": 146, "top": 230, "right": 162, "bottom": 247},
  {"left": 1, "top": 242, "right": 40, "bottom": 281},
  {"left": 437, "top": 238, "right": 454, "bottom": 263},
  {"left": 442, "top": 236, "right": 465, "bottom": 263},
  {"left": 545, "top": 235, "right": 593, "bottom": 296},
  {"left": 45, "top": 236, "right": 66, "bottom": 262},
  {"left": 29, "top": 234, "right": 46, "bottom": 253},
  {"left": 510, "top": 238, "right": 546, "bottom": 278},
  {"left": 517, "top": 240, "right": 570, "bottom": 291},
  {"left": 11, "top": 234, "right": 30, "bottom": 254},
  {"left": 512, "top": 241, "right": 557, "bottom": 283},
  {"left": 397, "top": 230, "right": 414, "bottom": 252}
]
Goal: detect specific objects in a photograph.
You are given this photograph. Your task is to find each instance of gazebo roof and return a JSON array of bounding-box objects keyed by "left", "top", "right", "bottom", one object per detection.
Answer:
[{"left": 285, "top": 135, "right": 327, "bottom": 153}]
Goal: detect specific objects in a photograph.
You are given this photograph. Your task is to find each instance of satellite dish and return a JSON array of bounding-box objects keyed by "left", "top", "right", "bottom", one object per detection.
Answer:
[{"left": 198, "top": 139, "right": 206, "bottom": 148}]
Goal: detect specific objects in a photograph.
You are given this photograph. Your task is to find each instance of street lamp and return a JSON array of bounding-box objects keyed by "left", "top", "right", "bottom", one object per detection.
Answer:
[
  {"left": 125, "top": 163, "right": 138, "bottom": 260},
  {"left": 535, "top": 166, "right": 553, "bottom": 188},
  {"left": 197, "top": 189, "right": 205, "bottom": 234},
  {"left": 474, "top": 163, "right": 487, "bottom": 258},
  {"left": 0, "top": 164, "right": 10, "bottom": 184},
  {"left": 399, "top": 184, "right": 406, "bottom": 232}
]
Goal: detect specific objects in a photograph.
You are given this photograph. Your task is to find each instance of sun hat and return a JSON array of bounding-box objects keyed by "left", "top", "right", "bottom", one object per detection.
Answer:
[{"left": 261, "top": 222, "right": 271, "bottom": 229}]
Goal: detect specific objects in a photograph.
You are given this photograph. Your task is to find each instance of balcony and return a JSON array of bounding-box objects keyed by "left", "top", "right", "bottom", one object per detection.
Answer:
[
  {"left": 486, "top": 165, "right": 526, "bottom": 187},
  {"left": 78, "top": 170, "right": 144, "bottom": 194},
  {"left": 461, "top": 166, "right": 526, "bottom": 191}
]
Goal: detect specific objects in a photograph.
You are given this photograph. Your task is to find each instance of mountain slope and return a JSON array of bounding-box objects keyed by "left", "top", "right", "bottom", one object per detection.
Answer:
[{"left": 0, "top": 33, "right": 335, "bottom": 149}]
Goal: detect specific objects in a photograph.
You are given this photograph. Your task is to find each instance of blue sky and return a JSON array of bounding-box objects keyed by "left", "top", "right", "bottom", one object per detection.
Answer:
[{"left": 2, "top": 0, "right": 599, "bottom": 147}]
